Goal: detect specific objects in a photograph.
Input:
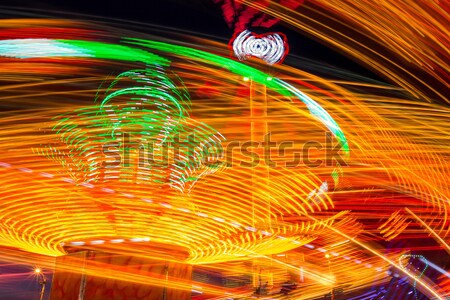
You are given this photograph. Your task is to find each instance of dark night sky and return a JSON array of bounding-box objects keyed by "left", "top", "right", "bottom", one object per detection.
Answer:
[{"left": 0, "top": 1, "right": 384, "bottom": 300}]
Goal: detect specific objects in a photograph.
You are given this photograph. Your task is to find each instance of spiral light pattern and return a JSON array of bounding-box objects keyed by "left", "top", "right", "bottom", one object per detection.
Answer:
[{"left": 232, "top": 30, "right": 288, "bottom": 65}]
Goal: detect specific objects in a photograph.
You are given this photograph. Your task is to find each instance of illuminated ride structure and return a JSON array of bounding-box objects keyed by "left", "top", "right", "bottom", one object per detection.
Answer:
[{"left": 0, "top": 10, "right": 448, "bottom": 300}]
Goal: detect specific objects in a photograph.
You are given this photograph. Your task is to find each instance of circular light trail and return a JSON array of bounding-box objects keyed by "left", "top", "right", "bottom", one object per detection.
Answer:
[{"left": 232, "top": 30, "right": 288, "bottom": 65}]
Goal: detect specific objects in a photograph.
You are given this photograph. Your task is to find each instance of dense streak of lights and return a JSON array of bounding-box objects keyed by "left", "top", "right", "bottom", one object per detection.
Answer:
[{"left": 0, "top": 11, "right": 448, "bottom": 300}]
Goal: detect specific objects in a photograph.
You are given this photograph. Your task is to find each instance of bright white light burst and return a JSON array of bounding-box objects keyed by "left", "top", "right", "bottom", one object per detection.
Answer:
[{"left": 232, "top": 30, "right": 287, "bottom": 65}]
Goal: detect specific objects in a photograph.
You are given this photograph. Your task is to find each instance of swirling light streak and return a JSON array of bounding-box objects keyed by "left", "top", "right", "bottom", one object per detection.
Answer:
[
  {"left": 0, "top": 17, "right": 448, "bottom": 299},
  {"left": 305, "top": 213, "right": 446, "bottom": 300},
  {"left": 239, "top": 0, "right": 449, "bottom": 103},
  {"left": 232, "top": 30, "right": 288, "bottom": 65},
  {"left": 0, "top": 38, "right": 170, "bottom": 65},
  {"left": 0, "top": 37, "right": 348, "bottom": 268}
]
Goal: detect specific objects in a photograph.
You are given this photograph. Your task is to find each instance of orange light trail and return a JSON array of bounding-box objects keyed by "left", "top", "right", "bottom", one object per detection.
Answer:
[{"left": 0, "top": 8, "right": 448, "bottom": 299}]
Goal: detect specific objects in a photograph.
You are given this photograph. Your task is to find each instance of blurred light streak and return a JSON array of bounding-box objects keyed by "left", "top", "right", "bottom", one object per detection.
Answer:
[
  {"left": 307, "top": 214, "right": 446, "bottom": 300},
  {"left": 421, "top": 258, "right": 450, "bottom": 279},
  {"left": 239, "top": 0, "right": 449, "bottom": 103},
  {"left": 0, "top": 14, "right": 447, "bottom": 299},
  {"left": 405, "top": 207, "right": 450, "bottom": 255}
]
